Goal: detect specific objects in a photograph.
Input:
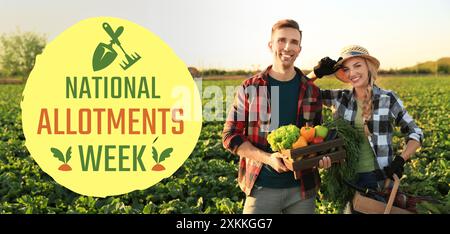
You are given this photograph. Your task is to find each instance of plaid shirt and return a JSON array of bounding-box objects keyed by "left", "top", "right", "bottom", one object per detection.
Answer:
[
  {"left": 320, "top": 85, "right": 424, "bottom": 170},
  {"left": 222, "top": 65, "right": 322, "bottom": 198}
]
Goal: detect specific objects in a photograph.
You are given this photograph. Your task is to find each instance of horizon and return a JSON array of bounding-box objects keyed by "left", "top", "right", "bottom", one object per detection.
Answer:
[
  {"left": 188, "top": 56, "right": 450, "bottom": 72},
  {"left": 1, "top": 0, "right": 450, "bottom": 70}
]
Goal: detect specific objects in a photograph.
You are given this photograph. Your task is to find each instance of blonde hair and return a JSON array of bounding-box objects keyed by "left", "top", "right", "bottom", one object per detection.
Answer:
[{"left": 361, "top": 58, "right": 378, "bottom": 136}]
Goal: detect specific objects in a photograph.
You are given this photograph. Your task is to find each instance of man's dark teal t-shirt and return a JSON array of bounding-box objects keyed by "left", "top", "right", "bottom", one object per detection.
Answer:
[{"left": 254, "top": 73, "right": 301, "bottom": 188}]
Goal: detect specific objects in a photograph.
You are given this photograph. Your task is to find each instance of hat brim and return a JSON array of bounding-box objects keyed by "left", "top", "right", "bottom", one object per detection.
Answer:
[{"left": 334, "top": 55, "right": 380, "bottom": 83}]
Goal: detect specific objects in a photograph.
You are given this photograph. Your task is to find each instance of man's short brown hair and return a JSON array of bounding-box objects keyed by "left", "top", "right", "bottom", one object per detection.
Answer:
[{"left": 271, "top": 19, "right": 302, "bottom": 38}]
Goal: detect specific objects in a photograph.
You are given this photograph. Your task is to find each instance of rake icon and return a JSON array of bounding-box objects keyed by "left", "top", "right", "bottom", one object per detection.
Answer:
[{"left": 92, "top": 22, "right": 141, "bottom": 71}]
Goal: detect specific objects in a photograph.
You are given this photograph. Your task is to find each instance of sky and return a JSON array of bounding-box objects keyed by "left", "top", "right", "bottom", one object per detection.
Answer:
[{"left": 1, "top": 0, "right": 450, "bottom": 70}]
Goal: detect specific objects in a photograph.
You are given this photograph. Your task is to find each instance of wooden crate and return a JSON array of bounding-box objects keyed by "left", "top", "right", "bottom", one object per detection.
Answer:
[
  {"left": 281, "top": 137, "right": 346, "bottom": 179},
  {"left": 352, "top": 174, "right": 414, "bottom": 214},
  {"left": 352, "top": 192, "right": 413, "bottom": 214}
]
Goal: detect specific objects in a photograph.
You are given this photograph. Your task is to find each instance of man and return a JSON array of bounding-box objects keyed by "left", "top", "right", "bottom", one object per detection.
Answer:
[{"left": 222, "top": 19, "right": 331, "bottom": 214}]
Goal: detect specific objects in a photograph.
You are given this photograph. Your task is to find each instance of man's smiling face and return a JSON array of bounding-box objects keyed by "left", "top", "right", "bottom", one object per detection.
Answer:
[{"left": 269, "top": 27, "right": 302, "bottom": 70}]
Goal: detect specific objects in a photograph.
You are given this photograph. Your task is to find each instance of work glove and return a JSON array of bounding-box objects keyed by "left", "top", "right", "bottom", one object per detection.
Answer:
[
  {"left": 384, "top": 156, "right": 405, "bottom": 180},
  {"left": 313, "top": 57, "right": 342, "bottom": 78}
]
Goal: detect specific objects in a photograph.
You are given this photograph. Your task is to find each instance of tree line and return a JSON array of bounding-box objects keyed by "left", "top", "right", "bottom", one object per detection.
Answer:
[{"left": 0, "top": 31, "right": 449, "bottom": 80}]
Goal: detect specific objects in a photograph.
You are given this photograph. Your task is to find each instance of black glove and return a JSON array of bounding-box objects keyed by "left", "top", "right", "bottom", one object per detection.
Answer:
[
  {"left": 384, "top": 156, "right": 405, "bottom": 180},
  {"left": 313, "top": 57, "right": 342, "bottom": 78}
]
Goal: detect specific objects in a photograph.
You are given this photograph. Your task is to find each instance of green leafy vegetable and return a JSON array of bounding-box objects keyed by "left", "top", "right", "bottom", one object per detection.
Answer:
[
  {"left": 267, "top": 124, "right": 300, "bottom": 151},
  {"left": 320, "top": 118, "right": 362, "bottom": 212}
]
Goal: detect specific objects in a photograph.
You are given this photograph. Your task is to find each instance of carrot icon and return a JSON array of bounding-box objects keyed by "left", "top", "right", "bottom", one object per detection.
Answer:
[
  {"left": 51, "top": 147, "right": 72, "bottom": 171},
  {"left": 151, "top": 137, "right": 173, "bottom": 171}
]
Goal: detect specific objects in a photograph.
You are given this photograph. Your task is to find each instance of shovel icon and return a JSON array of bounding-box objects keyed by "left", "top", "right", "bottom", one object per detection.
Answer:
[{"left": 92, "top": 22, "right": 141, "bottom": 71}]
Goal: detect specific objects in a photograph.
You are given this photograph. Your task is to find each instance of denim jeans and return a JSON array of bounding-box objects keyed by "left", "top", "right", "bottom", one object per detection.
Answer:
[{"left": 356, "top": 171, "right": 382, "bottom": 191}]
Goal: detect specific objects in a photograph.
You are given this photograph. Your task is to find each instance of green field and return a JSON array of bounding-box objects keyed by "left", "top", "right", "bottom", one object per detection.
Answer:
[{"left": 0, "top": 75, "right": 449, "bottom": 213}]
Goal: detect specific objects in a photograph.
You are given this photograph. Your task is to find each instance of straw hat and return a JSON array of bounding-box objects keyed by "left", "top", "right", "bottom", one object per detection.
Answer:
[{"left": 335, "top": 45, "right": 380, "bottom": 83}]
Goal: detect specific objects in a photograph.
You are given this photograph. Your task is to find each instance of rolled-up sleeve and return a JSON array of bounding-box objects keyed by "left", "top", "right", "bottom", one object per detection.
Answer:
[
  {"left": 222, "top": 85, "right": 249, "bottom": 155},
  {"left": 389, "top": 92, "right": 424, "bottom": 144}
]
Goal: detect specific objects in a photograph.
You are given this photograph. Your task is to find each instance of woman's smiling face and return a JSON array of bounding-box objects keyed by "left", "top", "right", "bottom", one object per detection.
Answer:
[{"left": 341, "top": 57, "right": 370, "bottom": 89}]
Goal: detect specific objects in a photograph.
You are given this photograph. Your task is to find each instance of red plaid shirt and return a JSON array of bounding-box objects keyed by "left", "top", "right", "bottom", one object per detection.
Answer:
[{"left": 222, "top": 65, "right": 323, "bottom": 198}]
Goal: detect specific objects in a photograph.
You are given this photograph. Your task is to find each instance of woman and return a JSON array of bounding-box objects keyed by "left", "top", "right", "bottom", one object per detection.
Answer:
[{"left": 310, "top": 45, "right": 424, "bottom": 213}]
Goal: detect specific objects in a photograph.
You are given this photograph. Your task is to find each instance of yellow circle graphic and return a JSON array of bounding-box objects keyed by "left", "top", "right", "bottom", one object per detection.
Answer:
[{"left": 21, "top": 17, "right": 202, "bottom": 197}]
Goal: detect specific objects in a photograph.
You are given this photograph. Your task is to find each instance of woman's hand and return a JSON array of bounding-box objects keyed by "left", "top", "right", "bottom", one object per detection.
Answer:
[
  {"left": 313, "top": 57, "right": 342, "bottom": 78},
  {"left": 384, "top": 156, "right": 405, "bottom": 180}
]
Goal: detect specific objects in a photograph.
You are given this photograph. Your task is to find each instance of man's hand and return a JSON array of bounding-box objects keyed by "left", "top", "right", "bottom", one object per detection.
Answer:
[
  {"left": 384, "top": 156, "right": 405, "bottom": 180},
  {"left": 313, "top": 57, "right": 342, "bottom": 78},
  {"left": 318, "top": 156, "right": 332, "bottom": 169},
  {"left": 267, "top": 152, "right": 289, "bottom": 173}
]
